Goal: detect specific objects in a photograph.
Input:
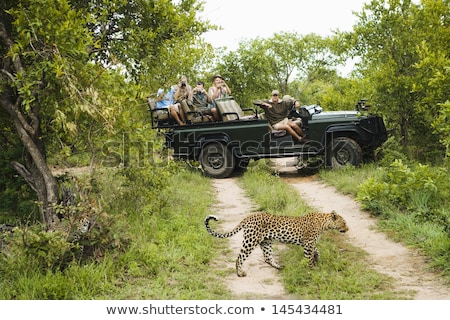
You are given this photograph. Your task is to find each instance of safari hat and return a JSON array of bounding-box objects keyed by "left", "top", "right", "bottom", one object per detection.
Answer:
[{"left": 212, "top": 74, "right": 224, "bottom": 80}]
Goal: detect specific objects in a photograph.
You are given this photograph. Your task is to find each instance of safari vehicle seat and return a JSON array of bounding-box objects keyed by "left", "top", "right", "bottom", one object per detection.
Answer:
[
  {"left": 214, "top": 97, "right": 257, "bottom": 122},
  {"left": 147, "top": 98, "right": 172, "bottom": 128},
  {"left": 179, "top": 99, "right": 213, "bottom": 124}
]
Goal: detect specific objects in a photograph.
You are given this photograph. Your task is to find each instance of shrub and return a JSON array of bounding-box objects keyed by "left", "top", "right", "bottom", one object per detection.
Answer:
[{"left": 357, "top": 159, "right": 450, "bottom": 234}]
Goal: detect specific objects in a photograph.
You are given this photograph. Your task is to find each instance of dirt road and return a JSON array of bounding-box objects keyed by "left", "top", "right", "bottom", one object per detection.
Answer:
[{"left": 210, "top": 161, "right": 450, "bottom": 300}]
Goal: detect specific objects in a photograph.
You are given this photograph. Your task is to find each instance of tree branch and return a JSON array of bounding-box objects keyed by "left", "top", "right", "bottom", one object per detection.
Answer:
[{"left": 10, "top": 161, "right": 38, "bottom": 193}]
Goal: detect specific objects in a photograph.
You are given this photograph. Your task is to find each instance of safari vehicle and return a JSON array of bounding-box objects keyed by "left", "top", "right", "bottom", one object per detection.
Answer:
[{"left": 148, "top": 97, "right": 387, "bottom": 178}]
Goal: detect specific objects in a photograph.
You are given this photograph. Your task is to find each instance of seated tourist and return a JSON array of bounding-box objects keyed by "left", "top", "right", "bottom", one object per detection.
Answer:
[{"left": 259, "top": 90, "right": 306, "bottom": 142}]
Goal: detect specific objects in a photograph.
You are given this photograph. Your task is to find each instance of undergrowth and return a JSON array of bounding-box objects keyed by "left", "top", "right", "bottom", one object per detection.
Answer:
[{"left": 0, "top": 162, "right": 230, "bottom": 299}]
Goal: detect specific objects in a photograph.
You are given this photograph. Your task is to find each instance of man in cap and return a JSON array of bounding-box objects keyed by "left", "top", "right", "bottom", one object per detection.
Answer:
[
  {"left": 259, "top": 90, "right": 306, "bottom": 142},
  {"left": 208, "top": 74, "right": 231, "bottom": 100}
]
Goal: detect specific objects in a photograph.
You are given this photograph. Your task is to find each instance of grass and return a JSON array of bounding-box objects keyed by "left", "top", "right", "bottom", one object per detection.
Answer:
[
  {"left": 0, "top": 164, "right": 231, "bottom": 300},
  {"left": 3, "top": 159, "right": 447, "bottom": 299}
]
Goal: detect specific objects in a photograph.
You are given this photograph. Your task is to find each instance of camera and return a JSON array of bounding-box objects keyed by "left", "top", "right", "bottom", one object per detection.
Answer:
[{"left": 181, "top": 81, "right": 186, "bottom": 87}]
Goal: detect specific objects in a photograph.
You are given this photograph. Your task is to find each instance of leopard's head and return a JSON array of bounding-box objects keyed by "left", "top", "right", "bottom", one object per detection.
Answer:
[{"left": 330, "top": 210, "right": 349, "bottom": 233}]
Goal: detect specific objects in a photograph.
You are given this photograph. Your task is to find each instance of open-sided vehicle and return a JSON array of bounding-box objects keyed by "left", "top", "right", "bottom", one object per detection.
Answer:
[{"left": 148, "top": 97, "right": 387, "bottom": 178}]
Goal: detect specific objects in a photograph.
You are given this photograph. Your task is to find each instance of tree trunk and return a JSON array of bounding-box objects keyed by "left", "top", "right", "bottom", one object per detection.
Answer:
[
  {"left": 400, "top": 114, "right": 409, "bottom": 150},
  {"left": 1, "top": 98, "right": 60, "bottom": 230}
]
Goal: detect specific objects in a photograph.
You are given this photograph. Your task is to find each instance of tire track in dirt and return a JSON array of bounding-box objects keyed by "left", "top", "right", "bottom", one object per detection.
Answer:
[{"left": 210, "top": 178, "right": 294, "bottom": 299}]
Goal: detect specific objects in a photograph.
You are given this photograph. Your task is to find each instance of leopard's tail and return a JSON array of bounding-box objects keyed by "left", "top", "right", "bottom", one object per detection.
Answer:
[{"left": 204, "top": 215, "right": 243, "bottom": 238}]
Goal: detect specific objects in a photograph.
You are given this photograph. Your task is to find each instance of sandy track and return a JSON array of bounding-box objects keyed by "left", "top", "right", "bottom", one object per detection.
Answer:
[
  {"left": 211, "top": 179, "right": 293, "bottom": 299},
  {"left": 210, "top": 161, "right": 450, "bottom": 299}
]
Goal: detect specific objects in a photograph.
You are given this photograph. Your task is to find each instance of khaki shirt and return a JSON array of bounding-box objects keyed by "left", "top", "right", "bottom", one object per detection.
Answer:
[{"left": 261, "top": 100, "right": 291, "bottom": 126}]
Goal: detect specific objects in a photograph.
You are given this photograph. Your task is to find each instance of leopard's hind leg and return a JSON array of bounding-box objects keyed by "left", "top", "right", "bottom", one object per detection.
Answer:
[
  {"left": 260, "top": 239, "right": 282, "bottom": 270},
  {"left": 236, "top": 230, "right": 260, "bottom": 277}
]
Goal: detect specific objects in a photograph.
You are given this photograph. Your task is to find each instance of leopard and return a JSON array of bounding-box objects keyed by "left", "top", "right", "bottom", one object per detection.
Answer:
[{"left": 204, "top": 210, "right": 348, "bottom": 277}]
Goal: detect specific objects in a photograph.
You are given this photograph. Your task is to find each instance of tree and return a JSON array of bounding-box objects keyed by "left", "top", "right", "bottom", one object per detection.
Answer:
[
  {"left": 216, "top": 32, "right": 339, "bottom": 106},
  {"left": 0, "top": 0, "right": 213, "bottom": 228},
  {"left": 347, "top": 0, "right": 450, "bottom": 161}
]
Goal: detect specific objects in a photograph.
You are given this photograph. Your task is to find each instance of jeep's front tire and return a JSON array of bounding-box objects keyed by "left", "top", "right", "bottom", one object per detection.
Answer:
[
  {"left": 199, "top": 142, "right": 235, "bottom": 178},
  {"left": 327, "top": 137, "right": 362, "bottom": 168}
]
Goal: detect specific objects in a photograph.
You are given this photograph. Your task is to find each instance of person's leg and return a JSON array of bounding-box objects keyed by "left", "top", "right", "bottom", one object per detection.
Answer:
[
  {"left": 288, "top": 120, "right": 304, "bottom": 137},
  {"left": 274, "top": 123, "right": 302, "bottom": 141},
  {"left": 176, "top": 103, "right": 187, "bottom": 123},
  {"left": 170, "top": 105, "right": 184, "bottom": 125},
  {"left": 201, "top": 108, "right": 215, "bottom": 122},
  {"left": 211, "top": 107, "right": 220, "bottom": 121}
]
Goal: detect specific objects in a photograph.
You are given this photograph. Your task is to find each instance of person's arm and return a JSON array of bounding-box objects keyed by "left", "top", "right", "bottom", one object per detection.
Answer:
[
  {"left": 209, "top": 86, "right": 221, "bottom": 99},
  {"left": 222, "top": 81, "right": 231, "bottom": 95},
  {"left": 174, "top": 87, "right": 182, "bottom": 101},
  {"left": 156, "top": 89, "right": 164, "bottom": 102},
  {"left": 206, "top": 91, "right": 212, "bottom": 103},
  {"left": 261, "top": 101, "right": 272, "bottom": 109}
]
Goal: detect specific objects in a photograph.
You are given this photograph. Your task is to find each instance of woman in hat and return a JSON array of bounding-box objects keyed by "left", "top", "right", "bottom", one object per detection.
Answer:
[{"left": 208, "top": 74, "right": 231, "bottom": 100}]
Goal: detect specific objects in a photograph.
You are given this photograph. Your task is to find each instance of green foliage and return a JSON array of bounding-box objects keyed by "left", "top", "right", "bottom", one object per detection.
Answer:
[
  {"left": 432, "top": 100, "right": 450, "bottom": 161},
  {"left": 69, "top": 0, "right": 216, "bottom": 84},
  {"left": 0, "top": 166, "right": 230, "bottom": 299},
  {"left": 2, "top": 226, "right": 77, "bottom": 274},
  {"left": 321, "top": 163, "right": 450, "bottom": 280},
  {"left": 0, "top": 144, "right": 38, "bottom": 221},
  {"left": 346, "top": 0, "right": 450, "bottom": 161},
  {"left": 375, "top": 135, "right": 410, "bottom": 167},
  {"left": 216, "top": 32, "right": 341, "bottom": 107},
  {"left": 358, "top": 160, "right": 450, "bottom": 220},
  {"left": 0, "top": 0, "right": 216, "bottom": 227}
]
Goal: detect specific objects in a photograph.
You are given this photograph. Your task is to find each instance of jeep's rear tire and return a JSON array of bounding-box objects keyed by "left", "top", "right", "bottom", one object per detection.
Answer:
[
  {"left": 327, "top": 137, "right": 362, "bottom": 168},
  {"left": 199, "top": 142, "right": 235, "bottom": 178}
]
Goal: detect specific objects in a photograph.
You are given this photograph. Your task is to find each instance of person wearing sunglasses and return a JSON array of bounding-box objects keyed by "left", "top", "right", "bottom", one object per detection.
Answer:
[{"left": 259, "top": 90, "right": 306, "bottom": 142}]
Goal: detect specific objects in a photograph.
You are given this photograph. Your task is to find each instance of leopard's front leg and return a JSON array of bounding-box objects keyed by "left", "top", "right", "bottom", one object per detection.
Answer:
[
  {"left": 260, "top": 239, "right": 282, "bottom": 269},
  {"left": 303, "top": 245, "right": 317, "bottom": 267}
]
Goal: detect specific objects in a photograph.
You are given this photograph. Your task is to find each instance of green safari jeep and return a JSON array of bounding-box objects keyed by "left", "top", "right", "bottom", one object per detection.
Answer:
[{"left": 148, "top": 97, "right": 387, "bottom": 178}]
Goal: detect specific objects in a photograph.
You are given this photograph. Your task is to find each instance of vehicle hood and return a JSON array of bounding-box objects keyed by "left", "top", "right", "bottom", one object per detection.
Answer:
[{"left": 311, "top": 111, "right": 360, "bottom": 121}]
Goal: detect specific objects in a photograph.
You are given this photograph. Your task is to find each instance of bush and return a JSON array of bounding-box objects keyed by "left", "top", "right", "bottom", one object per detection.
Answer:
[{"left": 357, "top": 159, "right": 450, "bottom": 234}]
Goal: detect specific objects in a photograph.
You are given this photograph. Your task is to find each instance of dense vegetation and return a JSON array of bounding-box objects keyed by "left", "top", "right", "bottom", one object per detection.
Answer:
[{"left": 0, "top": 0, "right": 449, "bottom": 299}]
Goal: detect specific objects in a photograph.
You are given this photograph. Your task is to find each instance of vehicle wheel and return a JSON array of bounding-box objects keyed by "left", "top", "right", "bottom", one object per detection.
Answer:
[
  {"left": 199, "top": 142, "right": 235, "bottom": 178},
  {"left": 327, "top": 137, "right": 362, "bottom": 168}
]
